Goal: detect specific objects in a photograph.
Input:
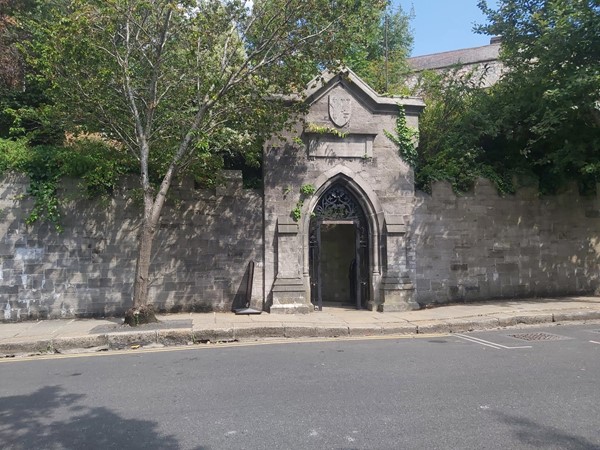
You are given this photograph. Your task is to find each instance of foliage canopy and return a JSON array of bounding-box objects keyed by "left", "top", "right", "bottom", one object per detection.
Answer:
[
  {"left": 15, "top": 0, "right": 388, "bottom": 308},
  {"left": 413, "top": 0, "right": 600, "bottom": 195}
]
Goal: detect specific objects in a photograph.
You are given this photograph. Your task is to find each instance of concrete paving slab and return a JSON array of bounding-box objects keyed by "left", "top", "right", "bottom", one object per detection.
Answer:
[
  {"left": 0, "top": 323, "right": 26, "bottom": 340},
  {"left": 8, "top": 319, "right": 79, "bottom": 338}
]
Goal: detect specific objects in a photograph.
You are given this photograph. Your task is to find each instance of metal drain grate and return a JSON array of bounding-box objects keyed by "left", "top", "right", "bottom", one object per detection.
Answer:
[{"left": 509, "top": 332, "right": 570, "bottom": 341}]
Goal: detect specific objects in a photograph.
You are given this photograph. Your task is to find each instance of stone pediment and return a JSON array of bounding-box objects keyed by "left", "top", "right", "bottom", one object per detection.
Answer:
[
  {"left": 303, "top": 67, "right": 424, "bottom": 117},
  {"left": 300, "top": 68, "right": 423, "bottom": 158}
]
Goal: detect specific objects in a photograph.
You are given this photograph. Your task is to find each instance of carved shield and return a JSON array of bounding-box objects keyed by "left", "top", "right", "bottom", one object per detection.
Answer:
[{"left": 329, "top": 95, "right": 352, "bottom": 127}]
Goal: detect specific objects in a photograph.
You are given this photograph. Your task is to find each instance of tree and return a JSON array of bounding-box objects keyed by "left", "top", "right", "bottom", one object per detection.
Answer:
[
  {"left": 0, "top": 0, "right": 23, "bottom": 90},
  {"left": 412, "top": 0, "right": 599, "bottom": 195},
  {"left": 477, "top": 0, "right": 600, "bottom": 192},
  {"left": 22, "top": 0, "right": 386, "bottom": 323},
  {"left": 0, "top": 0, "right": 61, "bottom": 144},
  {"left": 410, "top": 67, "right": 496, "bottom": 193},
  {"left": 345, "top": 4, "right": 414, "bottom": 94}
]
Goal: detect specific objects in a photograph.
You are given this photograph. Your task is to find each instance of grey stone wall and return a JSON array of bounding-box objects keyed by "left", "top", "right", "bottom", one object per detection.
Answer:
[
  {"left": 405, "top": 58, "right": 505, "bottom": 92},
  {"left": 0, "top": 171, "right": 263, "bottom": 321},
  {"left": 405, "top": 41, "right": 505, "bottom": 91},
  {"left": 412, "top": 179, "right": 600, "bottom": 304}
]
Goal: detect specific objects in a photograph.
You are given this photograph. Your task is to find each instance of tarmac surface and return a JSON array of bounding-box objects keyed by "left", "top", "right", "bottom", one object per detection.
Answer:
[{"left": 1, "top": 296, "right": 600, "bottom": 357}]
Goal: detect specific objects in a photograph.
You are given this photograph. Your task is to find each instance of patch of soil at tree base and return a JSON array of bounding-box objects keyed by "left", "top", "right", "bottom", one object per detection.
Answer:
[{"left": 124, "top": 305, "right": 159, "bottom": 327}]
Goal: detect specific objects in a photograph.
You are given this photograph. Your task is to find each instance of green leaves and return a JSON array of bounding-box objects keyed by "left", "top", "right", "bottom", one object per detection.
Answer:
[
  {"left": 384, "top": 105, "right": 418, "bottom": 168},
  {"left": 344, "top": 5, "right": 413, "bottom": 94},
  {"left": 414, "top": 1, "right": 599, "bottom": 195},
  {"left": 0, "top": 137, "right": 137, "bottom": 230},
  {"left": 21, "top": 0, "right": 389, "bottom": 188},
  {"left": 476, "top": 0, "right": 600, "bottom": 191}
]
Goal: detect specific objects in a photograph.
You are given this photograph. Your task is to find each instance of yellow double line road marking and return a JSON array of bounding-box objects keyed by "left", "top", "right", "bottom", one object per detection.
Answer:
[{"left": 0, "top": 333, "right": 449, "bottom": 364}]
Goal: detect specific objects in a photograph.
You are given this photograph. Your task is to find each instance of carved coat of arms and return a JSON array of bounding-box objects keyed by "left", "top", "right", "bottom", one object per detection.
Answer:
[{"left": 329, "top": 94, "right": 352, "bottom": 127}]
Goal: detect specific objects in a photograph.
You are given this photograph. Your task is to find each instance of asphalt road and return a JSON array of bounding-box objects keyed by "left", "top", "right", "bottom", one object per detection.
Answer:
[{"left": 1, "top": 324, "right": 599, "bottom": 450}]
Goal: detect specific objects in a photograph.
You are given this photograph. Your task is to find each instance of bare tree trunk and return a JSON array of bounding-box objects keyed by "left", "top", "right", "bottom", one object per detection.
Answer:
[
  {"left": 132, "top": 191, "right": 158, "bottom": 308},
  {"left": 126, "top": 160, "right": 177, "bottom": 325},
  {"left": 124, "top": 190, "right": 161, "bottom": 326}
]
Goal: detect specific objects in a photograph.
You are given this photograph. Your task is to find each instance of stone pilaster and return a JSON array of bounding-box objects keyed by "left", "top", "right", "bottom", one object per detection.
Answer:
[
  {"left": 379, "top": 216, "right": 419, "bottom": 311},
  {"left": 270, "top": 216, "right": 313, "bottom": 314}
]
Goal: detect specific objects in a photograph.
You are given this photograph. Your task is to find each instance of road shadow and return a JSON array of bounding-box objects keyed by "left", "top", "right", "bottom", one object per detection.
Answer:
[
  {"left": 490, "top": 410, "right": 600, "bottom": 449},
  {"left": 0, "top": 385, "right": 208, "bottom": 449}
]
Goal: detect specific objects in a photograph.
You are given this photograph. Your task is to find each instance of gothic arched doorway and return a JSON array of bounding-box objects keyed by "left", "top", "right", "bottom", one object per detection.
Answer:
[{"left": 309, "top": 185, "right": 370, "bottom": 310}]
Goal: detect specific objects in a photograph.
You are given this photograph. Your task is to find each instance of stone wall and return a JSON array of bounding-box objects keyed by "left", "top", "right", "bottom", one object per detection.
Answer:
[
  {"left": 0, "top": 171, "right": 263, "bottom": 321},
  {"left": 2, "top": 169, "right": 599, "bottom": 321},
  {"left": 405, "top": 40, "right": 505, "bottom": 90},
  {"left": 412, "top": 179, "right": 600, "bottom": 304}
]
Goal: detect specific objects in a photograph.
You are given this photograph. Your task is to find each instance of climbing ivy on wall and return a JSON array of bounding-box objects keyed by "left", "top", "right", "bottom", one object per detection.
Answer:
[
  {"left": 384, "top": 105, "right": 418, "bottom": 168},
  {"left": 290, "top": 184, "right": 316, "bottom": 222},
  {"left": 0, "top": 137, "right": 137, "bottom": 230}
]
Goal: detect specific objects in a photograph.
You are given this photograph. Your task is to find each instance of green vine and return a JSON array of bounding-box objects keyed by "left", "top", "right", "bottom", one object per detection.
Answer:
[
  {"left": 384, "top": 105, "right": 418, "bottom": 168},
  {"left": 0, "top": 137, "right": 137, "bottom": 231},
  {"left": 290, "top": 184, "right": 316, "bottom": 222},
  {"left": 299, "top": 183, "right": 315, "bottom": 195},
  {"left": 291, "top": 200, "right": 303, "bottom": 222},
  {"left": 305, "top": 123, "right": 348, "bottom": 139}
]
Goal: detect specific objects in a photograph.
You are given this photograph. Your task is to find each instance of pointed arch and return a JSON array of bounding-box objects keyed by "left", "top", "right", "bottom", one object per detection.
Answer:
[
  {"left": 302, "top": 165, "right": 384, "bottom": 243},
  {"left": 301, "top": 166, "right": 385, "bottom": 310}
]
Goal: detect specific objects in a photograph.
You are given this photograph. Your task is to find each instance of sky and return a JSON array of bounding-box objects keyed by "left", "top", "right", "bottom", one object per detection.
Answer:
[{"left": 394, "top": 0, "right": 501, "bottom": 56}]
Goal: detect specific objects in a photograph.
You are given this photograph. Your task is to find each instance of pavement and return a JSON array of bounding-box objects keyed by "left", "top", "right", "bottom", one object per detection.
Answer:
[{"left": 1, "top": 296, "right": 600, "bottom": 357}]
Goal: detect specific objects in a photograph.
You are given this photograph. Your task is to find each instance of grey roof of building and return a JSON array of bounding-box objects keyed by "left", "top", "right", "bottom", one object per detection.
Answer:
[{"left": 408, "top": 42, "right": 501, "bottom": 72}]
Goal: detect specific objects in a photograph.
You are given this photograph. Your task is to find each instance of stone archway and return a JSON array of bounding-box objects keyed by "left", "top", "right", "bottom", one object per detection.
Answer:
[
  {"left": 301, "top": 170, "right": 384, "bottom": 311},
  {"left": 309, "top": 184, "right": 369, "bottom": 310}
]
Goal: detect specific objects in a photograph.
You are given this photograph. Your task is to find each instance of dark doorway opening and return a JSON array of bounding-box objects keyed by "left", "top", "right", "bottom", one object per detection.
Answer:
[
  {"left": 309, "top": 185, "right": 370, "bottom": 311},
  {"left": 320, "top": 223, "right": 355, "bottom": 305}
]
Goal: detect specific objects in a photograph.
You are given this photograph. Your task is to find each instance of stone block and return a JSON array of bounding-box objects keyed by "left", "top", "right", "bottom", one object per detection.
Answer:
[
  {"left": 284, "top": 325, "right": 318, "bottom": 338},
  {"left": 378, "top": 283, "right": 419, "bottom": 311},
  {"left": 585, "top": 209, "right": 600, "bottom": 218},
  {"left": 106, "top": 331, "right": 157, "bottom": 349},
  {"left": 415, "top": 321, "right": 450, "bottom": 334},
  {"left": 381, "top": 323, "right": 418, "bottom": 335},
  {"left": 234, "top": 325, "right": 284, "bottom": 339},
  {"left": 157, "top": 329, "right": 194, "bottom": 346},
  {"left": 0, "top": 339, "right": 54, "bottom": 356},
  {"left": 348, "top": 325, "right": 383, "bottom": 336},
  {"left": 553, "top": 310, "right": 600, "bottom": 322},
  {"left": 496, "top": 263, "right": 519, "bottom": 273},
  {"left": 52, "top": 335, "right": 110, "bottom": 352},
  {"left": 513, "top": 313, "right": 554, "bottom": 325},
  {"left": 193, "top": 327, "right": 235, "bottom": 342}
]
